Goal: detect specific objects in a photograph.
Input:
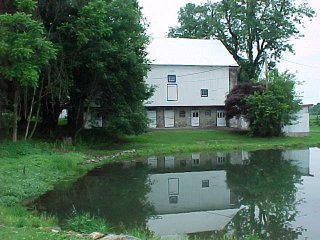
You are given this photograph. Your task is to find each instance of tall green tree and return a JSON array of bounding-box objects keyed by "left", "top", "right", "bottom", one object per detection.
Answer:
[
  {"left": 63, "top": 0, "right": 152, "bottom": 139},
  {"left": 31, "top": 0, "right": 151, "bottom": 140},
  {"left": 168, "top": 3, "right": 210, "bottom": 39},
  {"left": 0, "top": 0, "right": 56, "bottom": 142},
  {"left": 169, "top": 0, "right": 314, "bottom": 81},
  {"left": 35, "top": 0, "right": 81, "bottom": 133}
]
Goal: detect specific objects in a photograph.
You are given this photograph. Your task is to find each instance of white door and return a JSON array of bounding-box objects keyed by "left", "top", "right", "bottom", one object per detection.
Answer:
[
  {"left": 147, "top": 111, "right": 157, "bottom": 128},
  {"left": 217, "top": 110, "right": 226, "bottom": 127},
  {"left": 191, "top": 110, "right": 199, "bottom": 127},
  {"left": 164, "top": 110, "right": 175, "bottom": 128}
]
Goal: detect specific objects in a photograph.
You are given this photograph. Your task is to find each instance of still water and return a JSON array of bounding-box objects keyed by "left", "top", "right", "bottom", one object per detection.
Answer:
[{"left": 32, "top": 148, "right": 320, "bottom": 239}]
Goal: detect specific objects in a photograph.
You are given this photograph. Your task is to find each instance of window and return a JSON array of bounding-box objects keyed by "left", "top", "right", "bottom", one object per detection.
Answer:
[
  {"left": 169, "top": 196, "right": 178, "bottom": 204},
  {"left": 192, "top": 153, "right": 200, "bottom": 166},
  {"left": 217, "top": 111, "right": 225, "bottom": 118},
  {"left": 179, "top": 111, "right": 186, "bottom": 117},
  {"left": 202, "top": 180, "right": 210, "bottom": 188},
  {"left": 217, "top": 156, "right": 226, "bottom": 164},
  {"left": 168, "top": 75, "right": 176, "bottom": 83},
  {"left": 192, "top": 111, "right": 199, "bottom": 117},
  {"left": 201, "top": 89, "right": 208, "bottom": 97},
  {"left": 205, "top": 110, "right": 211, "bottom": 117},
  {"left": 193, "top": 159, "right": 200, "bottom": 165}
]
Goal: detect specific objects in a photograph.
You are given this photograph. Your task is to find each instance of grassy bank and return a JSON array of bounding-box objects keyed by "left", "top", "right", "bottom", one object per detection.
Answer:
[
  {"left": 1, "top": 126, "right": 320, "bottom": 239},
  {"left": 79, "top": 126, "right": 320, "bottom": 157},
  {"left": 0, "top": 141, "right": 91, "bottom": 239}
]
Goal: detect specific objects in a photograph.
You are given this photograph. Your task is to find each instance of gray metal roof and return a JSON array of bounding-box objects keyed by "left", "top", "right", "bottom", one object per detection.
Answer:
[{"left": 147, "top": 38, "right": 237, "bottom": 66}]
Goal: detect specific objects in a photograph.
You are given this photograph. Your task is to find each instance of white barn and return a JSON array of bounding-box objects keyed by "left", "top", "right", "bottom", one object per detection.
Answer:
[{"left": 145, "top": 38, "right": 238, "bottom": 128}]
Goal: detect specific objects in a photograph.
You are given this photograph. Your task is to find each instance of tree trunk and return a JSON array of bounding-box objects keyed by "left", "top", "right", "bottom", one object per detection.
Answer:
[
  {"left": 28, "top": 78, "right": 45, "bottom": 140},
  {"left": 24, "top": 87, "right": 36, "bottom": 140},
  {"left": 12, "top": 83, "right": 20, "bottom": 142},
  {"left": 73, "top": 104, "right": 89, "bottom": 144}
]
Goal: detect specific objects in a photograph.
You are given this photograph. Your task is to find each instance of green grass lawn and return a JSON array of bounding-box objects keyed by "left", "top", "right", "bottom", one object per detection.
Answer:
[
  {"left": 0, "top": 141, "right": 91, "bottom": 239},
  {"left": 82, "top": 127, "right": 320, "bottom": 157},
  {"left": 1, "top": 125, "right": 320, "bottom": 239}
]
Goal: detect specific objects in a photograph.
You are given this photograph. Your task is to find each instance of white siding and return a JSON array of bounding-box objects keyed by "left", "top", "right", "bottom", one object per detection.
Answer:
[
  {"left": 283, "top": 106, "right": 310, "bottom": 136},
  {"left": 145, "top": 65, "right": 230, "bottom": 107},
  {"left": 282, "top": 149, "right": 310, "bottom": 175}
]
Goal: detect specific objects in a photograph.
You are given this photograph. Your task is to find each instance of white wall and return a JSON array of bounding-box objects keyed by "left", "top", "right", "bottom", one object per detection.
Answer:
[
  {"left": 282, "top": 149, "right": 310, "bottom": 175},
  {"left": 145, "top": 65, "right": 230, "bottom": 107},
  {"left": 283, "top": 106, "right": 310, "bottom": 136}
]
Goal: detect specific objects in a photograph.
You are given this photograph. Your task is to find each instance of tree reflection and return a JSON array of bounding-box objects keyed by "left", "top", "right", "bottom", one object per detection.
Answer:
[
  {"left": 33, "top": 162, "right": 155, "bottom": 231},
  {"left": 226, "top": 150, "right": 304, "bottom": 240}
]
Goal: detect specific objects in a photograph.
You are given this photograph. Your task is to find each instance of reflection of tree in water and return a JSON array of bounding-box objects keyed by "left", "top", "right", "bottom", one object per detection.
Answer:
[
  {"left": 226, "top": 150, "right": 304, "bottom": 240},
  {"left": 33, "top": 163, "right": 155, "bottom": 231}
]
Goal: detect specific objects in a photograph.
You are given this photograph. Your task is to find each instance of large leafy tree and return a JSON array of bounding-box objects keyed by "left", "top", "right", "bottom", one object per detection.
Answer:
[
  {"left": 33, "top": 0, "right": 151, "bottom": 140},
  {"left": 1, "top": 0, "right": 151, "bottom": 141},
  {"left": 0, "top": 0, "right": 56, "bottom": 142},
  {"left": 62, "top": 0, "right": 152, "bottom": 139},
  {"left": 168, "top": 3, "right": 210, "bottom": 39},
  {"left": 169, "top": 0, "right": 315, "bottom": 81}
]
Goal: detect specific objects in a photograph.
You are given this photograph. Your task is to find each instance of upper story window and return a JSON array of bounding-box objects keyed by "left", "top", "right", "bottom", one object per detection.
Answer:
[
  {"left": 168, "top": 75, "right": 176, "bottom": 83},
  {"left": 201, "top": 89, "right": 208, "bottom": 97}
]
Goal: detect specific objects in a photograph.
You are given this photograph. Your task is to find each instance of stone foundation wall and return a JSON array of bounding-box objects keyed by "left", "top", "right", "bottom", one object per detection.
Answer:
[
  {"left": 175, "top": 107, "right": 191, "bottom": 127},
  {"left": 147, "top": 106, "right": 220, "bottom": 128},
  {"left": 199, "top": 107, "right": 216, "bottom": 127},
  {"left": 156, "top": 108, "right": 165, "bottom": 128}
]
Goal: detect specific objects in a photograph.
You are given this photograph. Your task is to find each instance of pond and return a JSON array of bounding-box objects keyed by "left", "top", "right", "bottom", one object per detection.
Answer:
[{"left": 31, "top": 148, "right": 320, "bottom": 239}]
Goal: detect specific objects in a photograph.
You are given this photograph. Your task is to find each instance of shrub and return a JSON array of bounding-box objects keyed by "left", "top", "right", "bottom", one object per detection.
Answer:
[
  {"left": 245, "top": 71, "right": 301, "bottom": 137},
  {"left": 66, "top": 212, "right": 110, "bottom": 234}
]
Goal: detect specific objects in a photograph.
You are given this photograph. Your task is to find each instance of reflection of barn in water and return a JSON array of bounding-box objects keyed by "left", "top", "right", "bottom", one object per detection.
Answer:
[
  {"left": 131, "top": 149, "right": 311, "bottom": 237},
  {"left": 139, "top": 152, "right": 246, "bottom": 237},
  {"left": 145, "top": 151, "right": 249, "bottom": 172}
]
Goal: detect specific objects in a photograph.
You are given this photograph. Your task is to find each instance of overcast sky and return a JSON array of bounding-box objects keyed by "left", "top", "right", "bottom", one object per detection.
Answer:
[{"left": 138, "top": 0, "right": 320, "bottom": 104}]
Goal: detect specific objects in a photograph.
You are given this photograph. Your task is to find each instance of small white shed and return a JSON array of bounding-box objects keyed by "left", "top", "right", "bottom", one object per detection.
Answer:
[
  {"left": 228, "top": 104, "right": 311, "bottom": 136},
  {"left": 283, "top": 104, "right": 312, "bottom": 137}
]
